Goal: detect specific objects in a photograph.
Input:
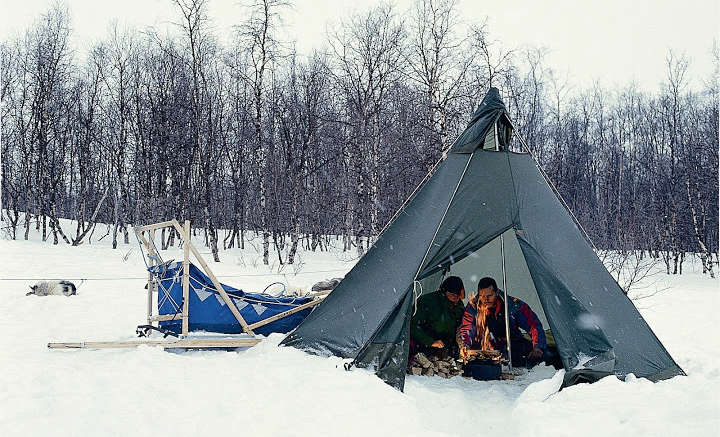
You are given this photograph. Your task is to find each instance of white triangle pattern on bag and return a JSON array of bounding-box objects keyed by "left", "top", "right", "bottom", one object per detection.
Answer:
[
  {"left": 252, "top": 303, "right": 267, "bottom": 316},
  {"left": 194, "top": 287, "right": 213, "bottom": 302},
  {"left": 233, "top": 298, "right": 249, "bottom": 310}
]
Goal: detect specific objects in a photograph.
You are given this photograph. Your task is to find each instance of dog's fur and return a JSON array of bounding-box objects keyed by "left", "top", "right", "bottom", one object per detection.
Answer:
[{"left": 26, "top": 280, "right": 77, "bottom": 296}]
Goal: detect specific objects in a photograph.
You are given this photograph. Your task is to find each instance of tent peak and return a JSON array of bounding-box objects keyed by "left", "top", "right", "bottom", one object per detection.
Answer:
[{"left": 449, "top": 87, "right": 512, "bottom": 154}]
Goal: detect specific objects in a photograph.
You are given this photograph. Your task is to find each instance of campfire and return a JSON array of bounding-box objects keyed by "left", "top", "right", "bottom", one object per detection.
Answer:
[
  {"left": 462, "top": 348, "right": 503, "bottom": 363},
  {"left": 460, "top": 300, "right": 506, "bottom": 365}
]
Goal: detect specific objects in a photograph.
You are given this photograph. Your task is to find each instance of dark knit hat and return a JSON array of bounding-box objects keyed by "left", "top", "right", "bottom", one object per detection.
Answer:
[
  {"left": 478, "top": 277, "right": 498, "bottom": 291},
  {"left": 440, "top": 276, "right": 464, "bottom": 295}
]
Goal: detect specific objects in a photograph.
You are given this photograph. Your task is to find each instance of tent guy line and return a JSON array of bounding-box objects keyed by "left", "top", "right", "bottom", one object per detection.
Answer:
[{"left": 0, "top": 268, "right": 350, "bottom": 281}]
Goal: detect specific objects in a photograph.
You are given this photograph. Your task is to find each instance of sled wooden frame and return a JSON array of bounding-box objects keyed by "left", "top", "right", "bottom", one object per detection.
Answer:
[
  {"left": 48, "top": 338, "right": 262, "bottom": 350},
  {"left": 135, "top": 219, "right": 252, "bottom": 336},
  {"left": 135, "top": 219, "right": 325, "bottom": 337},
  {"left": 47, "top": 219, "right": 325, "bottom": 351}
]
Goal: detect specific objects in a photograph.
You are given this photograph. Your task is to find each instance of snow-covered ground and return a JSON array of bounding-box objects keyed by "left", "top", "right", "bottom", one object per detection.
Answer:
[{"left": 0, "top": 219, "right": 718, "bottom": 437}]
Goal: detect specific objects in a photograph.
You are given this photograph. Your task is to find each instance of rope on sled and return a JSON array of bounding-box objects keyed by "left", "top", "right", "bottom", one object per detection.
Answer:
[{"left": 153, "top": 271, "right": 305, "bottom": 307}]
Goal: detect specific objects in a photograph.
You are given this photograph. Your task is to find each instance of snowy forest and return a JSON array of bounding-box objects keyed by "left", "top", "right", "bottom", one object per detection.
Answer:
[{"left": 1, "top": 0, "right": 717, "bottom": 275}]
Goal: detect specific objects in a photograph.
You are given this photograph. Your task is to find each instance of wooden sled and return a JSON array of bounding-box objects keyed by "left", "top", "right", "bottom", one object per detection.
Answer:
[{"left": 48, "top": 219, "right": 326, "bottom": 351}]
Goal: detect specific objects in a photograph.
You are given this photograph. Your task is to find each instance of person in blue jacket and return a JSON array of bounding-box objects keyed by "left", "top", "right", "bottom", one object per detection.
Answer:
[{"left": 458, "top": 277, "right": 547, "bottom": 367}]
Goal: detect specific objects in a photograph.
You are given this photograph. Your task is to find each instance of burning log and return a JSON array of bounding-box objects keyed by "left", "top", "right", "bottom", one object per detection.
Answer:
[{"left": 463, "top": 348, "right": 503, "bottom": 363}]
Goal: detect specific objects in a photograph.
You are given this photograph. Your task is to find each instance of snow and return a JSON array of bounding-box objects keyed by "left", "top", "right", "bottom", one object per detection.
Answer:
[
  {"left": 572, "top": 353, "right": 595, "bottom": 370},
  {"left": 1, "top": 219, "right": 719, "bottom": 436}
]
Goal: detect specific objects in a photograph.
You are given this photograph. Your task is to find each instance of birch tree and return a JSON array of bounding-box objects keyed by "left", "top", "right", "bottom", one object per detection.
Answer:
[
  {"left": 235, "top": 0, "right": 287, "bottom": 264},
  {"left": 407, "top": 0, "right": 469, "bottom": 160},
  {"left": 329, "top": 3, "right": 405, "bottom": 254}
]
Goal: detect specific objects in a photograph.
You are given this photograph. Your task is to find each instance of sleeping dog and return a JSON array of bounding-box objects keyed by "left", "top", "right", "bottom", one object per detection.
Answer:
[{"left": 26, "top": 280, "right": 77, "bottom": 296}]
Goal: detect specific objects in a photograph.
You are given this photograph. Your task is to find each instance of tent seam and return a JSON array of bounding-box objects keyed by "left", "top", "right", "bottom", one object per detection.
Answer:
[
  {"left": 505, "top": 151, "right": 521, "bottom": 226},
  {"left": 412, "top": 152, "right": 475, "bottom": 281}
]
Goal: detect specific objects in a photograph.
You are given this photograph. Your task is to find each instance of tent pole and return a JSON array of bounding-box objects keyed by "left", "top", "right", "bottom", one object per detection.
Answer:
[
  {"left": 500, "top": 233, "right": 513, "bottom": 372},
  {"left": 495, "top": 121, "right": 513, "bottom": 371}
]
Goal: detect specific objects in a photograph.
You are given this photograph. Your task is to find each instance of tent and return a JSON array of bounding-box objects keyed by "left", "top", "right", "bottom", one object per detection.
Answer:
[{"left": 280, "top": 88, "right": 684, "bottom": 391}]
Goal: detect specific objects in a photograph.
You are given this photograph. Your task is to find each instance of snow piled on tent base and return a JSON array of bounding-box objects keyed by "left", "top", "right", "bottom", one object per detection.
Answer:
[{"left": 0, "top": 226, "right": 718, "bottom": 437}]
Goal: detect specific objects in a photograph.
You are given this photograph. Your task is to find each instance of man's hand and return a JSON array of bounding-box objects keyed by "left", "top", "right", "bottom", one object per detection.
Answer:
[
  {"left": 431, "top": 340, "right": 445, "bottom": 348},
  {"left": 528, "top": 347, "right": 543, "bottom": 359}
]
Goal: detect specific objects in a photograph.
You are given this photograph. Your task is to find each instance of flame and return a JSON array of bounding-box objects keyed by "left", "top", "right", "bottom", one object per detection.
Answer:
[
  {"left": 475, "top": 299, "right": 495, "bottom": 351},
  {"left": 460, "top": 297, "right": 503, "bottom": 364}
]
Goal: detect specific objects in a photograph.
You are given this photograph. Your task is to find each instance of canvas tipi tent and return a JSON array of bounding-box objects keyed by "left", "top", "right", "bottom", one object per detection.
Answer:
[{"left": 281, "top": 88, "right": 684, "bottom": 391}]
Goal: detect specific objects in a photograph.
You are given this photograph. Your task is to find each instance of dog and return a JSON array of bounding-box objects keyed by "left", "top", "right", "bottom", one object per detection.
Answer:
[{"left": 26, "top": 280, "right": 77, "bottom": 296}]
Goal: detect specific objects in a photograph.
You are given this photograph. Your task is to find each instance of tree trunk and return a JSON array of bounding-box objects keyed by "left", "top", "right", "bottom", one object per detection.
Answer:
[{"left": 205, "top": 206, "right": 220, "bottom": 262}]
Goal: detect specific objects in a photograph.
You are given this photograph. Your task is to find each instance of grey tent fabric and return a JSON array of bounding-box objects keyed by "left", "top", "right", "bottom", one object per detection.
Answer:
[
  {"left": 515, "top": 239, "right": 617, "bottom": 381},
  {"left": 352, "top": 289, "right": 414, "bottom": 391},
  {"left": 281, "top": 87, "right": 684, "bottom": 390},
  {"left": 417, "top": 150, "right": 518, "bottom": 279},
  {"left": 281, "top": 153, "right": 472, "bottom": 358},
  {"left": 508, "top": 153, "right": 683, "bottom": 381},
  {"left": 450, "top": 87, "right": 513, "bottom": 154}
]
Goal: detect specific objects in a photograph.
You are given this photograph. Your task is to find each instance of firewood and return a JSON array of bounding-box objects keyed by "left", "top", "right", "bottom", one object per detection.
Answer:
[
  {"left": 414, "top": 352, "right": 432, "bottom": 368},
  {"left": 407, "top": 353, "right": 466, "bottom": 378}
]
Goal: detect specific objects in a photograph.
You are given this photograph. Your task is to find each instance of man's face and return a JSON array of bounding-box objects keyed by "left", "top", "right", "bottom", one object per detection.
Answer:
[
  {"left": 477, "top": 286, "right": 497, "bottom": 307},
  {"left": 445, "top": 289, "right": 463, "bottom": 304}
]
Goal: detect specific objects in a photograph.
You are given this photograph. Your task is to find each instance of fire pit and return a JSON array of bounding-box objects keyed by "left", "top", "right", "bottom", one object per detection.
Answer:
[
  {"left": 461, "top": 349, "right": 505, "bottom": 381},
  {"left": 463, "top": 359, "right": 502, "bottom": 380}
]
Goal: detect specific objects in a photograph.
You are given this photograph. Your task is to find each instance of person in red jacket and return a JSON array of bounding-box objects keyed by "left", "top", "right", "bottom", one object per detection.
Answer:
[{"left": 458, "top": 277, "right": 546, "bottom": 367}]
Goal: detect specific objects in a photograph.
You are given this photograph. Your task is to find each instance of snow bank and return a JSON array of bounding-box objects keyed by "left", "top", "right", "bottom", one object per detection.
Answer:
[{"left": 0, "top": 220, "right": 718, "bottom": 436}]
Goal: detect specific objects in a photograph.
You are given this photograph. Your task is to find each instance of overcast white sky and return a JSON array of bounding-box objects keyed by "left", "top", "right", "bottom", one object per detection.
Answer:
[{"left": 2, "top": 0, "right": 717, "bottom": 91}]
